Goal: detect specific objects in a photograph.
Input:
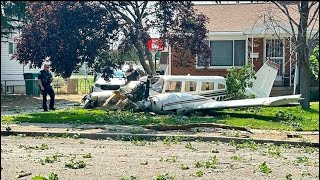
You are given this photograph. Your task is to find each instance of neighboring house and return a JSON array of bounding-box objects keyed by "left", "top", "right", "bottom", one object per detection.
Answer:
[
  {"left": 1, "top": 32, "right": 42, "bottom": 95},
  {"left": 169, "top": 2, "right": 319, "bottom": 88}
]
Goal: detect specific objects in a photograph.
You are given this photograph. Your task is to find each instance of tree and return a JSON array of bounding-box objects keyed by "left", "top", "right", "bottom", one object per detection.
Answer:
[
  {"left": 1, "top": 1, "right": 26, "bottom": 40},
  {"left": 267, "top": 1, "right": 319, "bottom": 109},
  {"left": 13, "top": 1, "right": 119, "bottom": 78},
  {"left": 92, "top": 1, "right": 211, "bottom": 75},
  {"left": 14, "top": 1, "right": 210, "bottom": 79}
]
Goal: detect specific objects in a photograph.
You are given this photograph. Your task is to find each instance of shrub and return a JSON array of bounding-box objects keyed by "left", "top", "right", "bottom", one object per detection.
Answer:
[{"left": 226, "top": 64, "right": 256, "bottom": 100}]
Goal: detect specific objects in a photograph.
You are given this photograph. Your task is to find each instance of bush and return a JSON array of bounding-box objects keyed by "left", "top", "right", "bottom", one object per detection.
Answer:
[{"left": 226, "top": 64, "right": 256, "bottom": 100}]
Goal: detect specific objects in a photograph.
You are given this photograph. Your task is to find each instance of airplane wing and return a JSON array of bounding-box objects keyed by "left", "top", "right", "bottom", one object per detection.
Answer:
[
  {"left": 150, "top": 93, "right": 303, "bottom": 113},
  {"left": 196, "top": 94, "right": 303, "bottom": 110}
]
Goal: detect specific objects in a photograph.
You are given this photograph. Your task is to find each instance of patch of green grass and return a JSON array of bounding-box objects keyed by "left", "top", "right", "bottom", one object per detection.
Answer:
[
  {"left": 18, "top": 143, "right": 49, "bottom": 151},
  {"left": 230, "top": 155, "right": 242, "bottom": 161},
  {"left": 163, "top": 136, "right": 183, "bottom": 146},
  {"left": 2, "top": 102, "right": 318, "bottom": 131},
  {"left": 154, "top": 173, "right": 175, "bottom": 180},
  {"left": 65, "top": 160, "right": 86, "bottom": 169},
  {"left": 31, "top": 172, "right": 58, "bottom": 180},
  {"left": 185, "top": 142, "right": 197, "bottom": 151},
  {"left": 159, "top": 156, "right": 177, "bottom": 163},
  {"left": 266, "top": 144, "right": 281, "bottom": 158},
  {"left": 180, "top": 164, "right": 190, "bottom": 170},
  {"left": 194, "top": 170, "right": 204, "bottom": 177},
  {"left": 82, "top": 153, "right": 92, "bottom": 158},
  {"left": 235, "top": 139, "right": 259, "bottom": 151},
  {"left": 258, "top": 161, "right": 272, "bottom": 174}
]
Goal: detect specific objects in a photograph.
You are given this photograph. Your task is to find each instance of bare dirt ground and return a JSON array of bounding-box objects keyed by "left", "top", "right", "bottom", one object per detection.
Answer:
[
  {"left": 1, "top": 136, "right": 319, "bottom": 180},
  {"left": 1, "top": 94, "right": 84, "bottom": 115}
]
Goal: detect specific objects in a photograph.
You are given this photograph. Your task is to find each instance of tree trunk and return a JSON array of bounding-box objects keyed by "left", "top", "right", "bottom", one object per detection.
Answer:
[
  {"left": 297, "top": 1, "right": 310, "bottom": 109},
  {"left": 135, "top": 41, "right": 153, "bottom": 75},
  {"left": 136, "top": 46, "right": 156, "bottom": 75}
]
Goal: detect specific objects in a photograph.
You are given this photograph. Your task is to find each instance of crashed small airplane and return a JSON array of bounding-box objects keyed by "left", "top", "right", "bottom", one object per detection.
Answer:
[{"left": 83, "top": 60, "right": 303, "bottom": 113}]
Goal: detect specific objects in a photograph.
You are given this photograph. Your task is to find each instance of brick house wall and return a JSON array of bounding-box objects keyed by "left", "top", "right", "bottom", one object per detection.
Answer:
[{"left": 248, "top": 38, "right": 264, "bottom": 72}]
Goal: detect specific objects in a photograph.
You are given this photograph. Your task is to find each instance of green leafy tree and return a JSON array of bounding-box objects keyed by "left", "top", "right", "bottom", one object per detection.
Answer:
[
  {"left": 226, "top": 64, "right": 256, "bottom": 100},
  {"left": 310, "top": 45, "right": 319, "bottom": 80},
  {"left": 14, "top": 1, "right": 211, "bottom": 79},
  {"left": 1, "top": 1, "right": 26, "bottom": 40},
  {"left": 13, "top": 1, "right": 119, "bottom": 78}
]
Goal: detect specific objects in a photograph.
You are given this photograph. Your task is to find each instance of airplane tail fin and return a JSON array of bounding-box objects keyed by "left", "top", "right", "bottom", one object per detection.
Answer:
[{"left": 245, "top": 60, "right": 279, "bottom": 98}]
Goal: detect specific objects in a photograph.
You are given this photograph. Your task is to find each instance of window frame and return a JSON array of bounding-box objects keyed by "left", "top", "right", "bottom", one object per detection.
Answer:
[
  {"left": 196, "top": 37, "right": 248, "bottom": 69},
  {"left": 8, "top": 41, "right": 17, "bottom": 55}
]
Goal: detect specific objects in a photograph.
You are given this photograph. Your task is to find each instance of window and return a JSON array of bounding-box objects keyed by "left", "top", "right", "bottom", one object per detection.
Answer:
[
  {"left": 185, "top": 81, "right": 197, "bottom": 92},
  {"left": 9, "top": 42, "right": 16, "bottom": 54},
  {"left": 218, "top": 83, "right": 226, "bottom": 89},
  {"left": 201, "top": 82, "right": 214, "bottom": 91},
  {"left": 198, "top": 40, "right": 246, "bottom": 67},
  {"left": 211, "top": 41, "right": 233, "bottom": 66},
  {"left": 165, "top": 81, "right": 182, "bottom": 92}
]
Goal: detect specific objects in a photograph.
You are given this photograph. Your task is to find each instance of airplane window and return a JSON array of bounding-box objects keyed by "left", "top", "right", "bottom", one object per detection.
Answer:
[
  {"left": 185, "top": 81, "right": 197, "bottom": 92},
  {"left": 201, "top": 82, "right": 214, "bottom": 91},
  {"left": 218, "top": 83, "right": 226, "bottom": 89},
  {"left": 165, "top": 81, "right": 182, "bottom": 92}
]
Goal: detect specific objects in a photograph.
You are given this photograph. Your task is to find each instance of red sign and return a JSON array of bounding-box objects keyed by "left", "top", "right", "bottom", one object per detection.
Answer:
[{"left": 148, "top": 38, "right": 164, "bottom": 51}]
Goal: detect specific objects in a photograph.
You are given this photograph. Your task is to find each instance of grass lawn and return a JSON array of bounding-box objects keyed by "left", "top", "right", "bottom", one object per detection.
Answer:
[{"left": 1, "top": 102, "right": 319, "bottom": 131}]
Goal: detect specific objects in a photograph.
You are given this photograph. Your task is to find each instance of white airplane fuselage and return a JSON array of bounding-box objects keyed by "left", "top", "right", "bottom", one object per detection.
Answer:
[{"left": 149, "top": 75, "right": 228, "bottom": 101}]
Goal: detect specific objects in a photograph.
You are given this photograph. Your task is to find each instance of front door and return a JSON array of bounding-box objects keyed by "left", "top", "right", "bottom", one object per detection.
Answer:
[{"left": 265, "top": 39, "right": 284, "bottom": 81}]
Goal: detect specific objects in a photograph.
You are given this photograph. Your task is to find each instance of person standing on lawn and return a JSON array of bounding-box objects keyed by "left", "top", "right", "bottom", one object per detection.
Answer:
[{"left": 38, "top": 61, "right": 55, "bottom": 112}]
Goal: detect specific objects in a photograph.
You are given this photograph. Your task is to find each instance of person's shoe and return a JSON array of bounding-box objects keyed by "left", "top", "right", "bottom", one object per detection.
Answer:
[
  {"left": 49, "top": 108, "right": 56, "bottom": 110},
  {"left": 43, "top": 109, "right": 48, "bottom": 112}
]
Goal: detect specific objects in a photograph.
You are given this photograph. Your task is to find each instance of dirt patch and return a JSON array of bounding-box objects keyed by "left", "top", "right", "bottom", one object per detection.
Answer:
[
  {"left": 1, "top": 136, "right": 319, "bottom": 180},
  {"left": 1, "top": 94, "right": 84, "bottom": 115}
]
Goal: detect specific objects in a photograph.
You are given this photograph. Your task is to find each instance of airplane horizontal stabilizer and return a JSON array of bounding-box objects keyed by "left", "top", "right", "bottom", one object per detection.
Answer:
[{"left": 196, "top": 94, "right": 303, "bottom": 110}]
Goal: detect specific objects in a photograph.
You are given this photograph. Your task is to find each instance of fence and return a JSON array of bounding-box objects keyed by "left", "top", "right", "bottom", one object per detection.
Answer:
[{"left": 1, "top": 78, "right": 94, "bottom": 96}]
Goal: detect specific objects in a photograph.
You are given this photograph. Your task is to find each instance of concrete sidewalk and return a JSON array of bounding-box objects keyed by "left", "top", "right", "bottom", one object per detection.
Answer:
[{"left": 1, "top": 123, "right": 319, "bottom": 147}]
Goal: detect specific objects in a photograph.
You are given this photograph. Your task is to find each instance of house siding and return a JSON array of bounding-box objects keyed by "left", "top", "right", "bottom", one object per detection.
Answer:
[{"left": 1, "top": 36, "right": 41, "bottom": 94}]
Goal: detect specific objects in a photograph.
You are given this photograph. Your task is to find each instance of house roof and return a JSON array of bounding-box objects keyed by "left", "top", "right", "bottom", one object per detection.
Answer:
[{"left": 194, "top": 2, "right": 319, "bottom": 33}]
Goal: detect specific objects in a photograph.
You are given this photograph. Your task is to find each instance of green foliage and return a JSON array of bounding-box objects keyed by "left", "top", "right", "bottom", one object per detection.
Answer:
[
  {"left": 13, "top": 2, "right": 118, "bottom": 78},
  {"left": 236, "top": 139, "right": 258, "bottom": 151},
  {"left": 309, "top": 45, "right": 319, "bottom": 80},
  {"left": 1, "top": 102, "right": 318, "bottom": 131},
  {"left": 154, "top": 173, "right": 175, "bottom": 180},
  {"left": 194, "top": 156, "right": 218, "bottom": 169},
  {"left": 1, "top": 1, "right": 26, "bottom": 38},
  {"left": 267, "top": 144, "right": 281, "bottom": 157},
  {"left": 258, "top": 161, "right": 272, "bottom": 174},
  {"left": 285, "top": 173, "right": 293, "bottom": 180},
  {"left": 65, "top": 160, "right": 86, "bottom": 169},
  {"left": 275, "top": 111, "right": 304, "bottom": 130},
  {"left": 180, "top": 164, "right": 190, "bottom": 170},
  {"left": 226, "top": 64, "right": 256, "bottom": 100},
  {"left": 32, "top": 172, "right": 58, "bottom": 180},
  {"left": 82, "top": 153, "right": 92, "bottom": 158},
  {"left": 194, "top": 170, "right": 204, "bottom": 177}
]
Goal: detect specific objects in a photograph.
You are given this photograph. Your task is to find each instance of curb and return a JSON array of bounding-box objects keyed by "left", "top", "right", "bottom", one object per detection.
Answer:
[{"left": 2, "top": 130, "right": 318, "bottom": 147}]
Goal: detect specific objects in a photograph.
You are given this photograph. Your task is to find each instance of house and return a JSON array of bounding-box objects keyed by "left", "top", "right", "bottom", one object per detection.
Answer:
[
  {"left": 168, "top": 2, "right": 319, "bottom": 91},
  {"left": 1, "top": 32, "right": 42, "bottom": 95}
]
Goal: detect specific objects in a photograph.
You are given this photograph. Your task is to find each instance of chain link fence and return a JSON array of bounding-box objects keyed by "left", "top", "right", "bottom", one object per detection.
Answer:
[{"left": 1, "top": 78, "right": 94, "bottom": 96}]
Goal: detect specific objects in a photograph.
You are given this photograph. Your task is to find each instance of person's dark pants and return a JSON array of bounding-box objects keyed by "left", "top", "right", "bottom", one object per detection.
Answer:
[{"left": 42, "top": 86, "right": 55, "bottom": 110}]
